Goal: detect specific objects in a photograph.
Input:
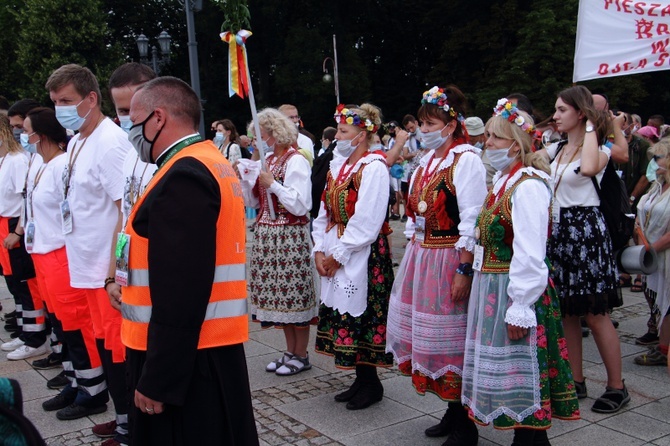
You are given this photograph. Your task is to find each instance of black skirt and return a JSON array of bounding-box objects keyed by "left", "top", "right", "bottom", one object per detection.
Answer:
[
  {"left": 547, "top": 206, "right": 622, "bottom": 316},
  {"left": 127, "top": 344, "right": 258, "bottom": 446}
]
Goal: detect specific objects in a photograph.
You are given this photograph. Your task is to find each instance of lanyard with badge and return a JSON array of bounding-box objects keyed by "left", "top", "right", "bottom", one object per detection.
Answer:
[
  {"left": 61, "top": 136, "right": 88, "bottom": 235},
  {"left": 24, "top": 163, "right": 48, "bottom": 253},
  {"left": 414, "top": 152, "right": 441, "bottom": 242},
  {"left": 19, "top": 153, "right": 37, "bottom": 229},
  {"left": 114, "top": 134, "right": 202, "bottom": 286}
]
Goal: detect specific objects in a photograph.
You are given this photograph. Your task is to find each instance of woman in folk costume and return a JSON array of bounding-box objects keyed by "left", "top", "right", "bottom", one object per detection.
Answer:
[
  {"left": 313, "top": 103, "right": 394, "bottom": 410},
  {"left": 385, "top": 85, "right": 487, "bottom": 446},
  {"left": 461, "top": 100, "right": 580, "bottom": 446},
  {"left": 239, "top": 108, "right": 317, "bottom": 376}
]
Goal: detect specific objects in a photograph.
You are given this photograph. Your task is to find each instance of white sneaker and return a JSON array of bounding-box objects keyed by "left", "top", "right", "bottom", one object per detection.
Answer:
[
  {"left": 1, "top": 338, "right": 25, "bottom": 352},
  {"left": 7, "top": 343, "right": 49, "bottom": 360}
]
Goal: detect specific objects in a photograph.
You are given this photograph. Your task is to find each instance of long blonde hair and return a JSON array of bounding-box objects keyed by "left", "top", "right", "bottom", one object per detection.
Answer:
[
  {"left": 0, "top": 115, "right": 23, "bottom": 154},
  {"left": 651, "top": 138, "right": 670, "bottom": 185},
  {"left": 485, "top": 111, "right": 550, "bottom": 174}
]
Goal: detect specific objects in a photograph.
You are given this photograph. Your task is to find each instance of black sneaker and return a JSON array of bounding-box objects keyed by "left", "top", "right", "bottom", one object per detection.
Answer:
[
  {"left": 56, "top": 403, "right": 107, "bottom": 420},
  {"left": 33, "top": 353, "right": 63, "bottom": 370},
  {"left": 47, "top": 371, "right": 70, "bottom": 389},
  {"left": 400, "top": 215, "right": 408, "bottom": 222},
  {"left": 635, "top": 332, "right": 660, "bottom": 346},
  {"left": 42, "top": 392, "right": 77, "bottom": 411}
]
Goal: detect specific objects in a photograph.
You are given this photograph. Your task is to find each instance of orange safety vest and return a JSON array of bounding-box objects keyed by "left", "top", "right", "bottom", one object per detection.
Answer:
[{"left": 121, "top": 140, "right": 248, "bottom": 351}]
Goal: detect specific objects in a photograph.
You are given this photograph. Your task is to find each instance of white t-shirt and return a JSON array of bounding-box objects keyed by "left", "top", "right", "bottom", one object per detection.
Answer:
[
  {"left": 63, "top": 118, "right": 131, "bottom": 288},
  {"left": 121, "top": 149, "right": 157, "bottom": 227},
  {"left": 26, "top": 154, "right": 67, "bottom": 254},
  {"left": 297, "top": 133, "right": 314, "bottom": 158},
  {"left": 0, "top": 152, "right": 29, "bottom": 217},
  {"left": 548, "top": 142, "right": 610, "bottom": 208}
]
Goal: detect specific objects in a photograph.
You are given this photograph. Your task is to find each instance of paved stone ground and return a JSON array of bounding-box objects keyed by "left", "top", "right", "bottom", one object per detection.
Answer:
[{"left": 1, "top": 217, "right": 669, "bottom": 445}]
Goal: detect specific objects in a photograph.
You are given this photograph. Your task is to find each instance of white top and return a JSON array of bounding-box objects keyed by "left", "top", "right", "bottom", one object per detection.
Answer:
[
  {"left": 121, "top": 149, "right": 157, "bottom": 227},
  {"left": 26, "top": 154, "right": 67, "bottom": 254},
  {"left": 297, "top": 133, "right": 314, "bottom": 158},
  {"left": 312, "top": 154, "right": 390, "bottom": 317},
  {"left": 220, "top": 142, "right": 242, "bottom": 165},
  {"left": 404, "top": 145, "right": 487, "bottom": 253},
  {"left": 0, "top": 152, "right": 29, "bottom": 217},
  {"left": 547, "top": 142, "right": 610, "bottom": 208},
  {"left": 237, "top": 152, "right": 312, "bottom": 216},
  {"left": 488, "top": 167, "right": 553, "bottom": 328},
  {"left": 63, "top": 118, "right": 131, "bottom": 288}
]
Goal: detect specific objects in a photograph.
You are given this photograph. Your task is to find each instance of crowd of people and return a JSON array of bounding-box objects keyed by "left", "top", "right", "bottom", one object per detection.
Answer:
[{"left": 1, "top": 65, "right": 669, "bottom": 446}]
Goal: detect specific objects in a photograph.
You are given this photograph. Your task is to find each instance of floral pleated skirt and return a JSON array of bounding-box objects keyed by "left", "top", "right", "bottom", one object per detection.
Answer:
[{"left": 315, "top": 234, "right": 394, "bottom": 369}]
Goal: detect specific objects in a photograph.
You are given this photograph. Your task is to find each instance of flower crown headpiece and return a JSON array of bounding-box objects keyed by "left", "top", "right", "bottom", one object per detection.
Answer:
[
  {"left": 334, "top": 104, "right": 378, "bottom": 132},
  {"left": 492, "top": 98, "right": 535, "bottom": 135},
  {"left": 421, "top": 86, "right": 465, "bottom": 123}
]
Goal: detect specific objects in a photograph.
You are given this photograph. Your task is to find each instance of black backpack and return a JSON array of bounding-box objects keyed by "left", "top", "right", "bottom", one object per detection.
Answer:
[
  {"left": 225, "top": 142, "right": 252, "bottom": 160},
  {"left": 592, "top": 158, "right": 635, "bottom": 251}
]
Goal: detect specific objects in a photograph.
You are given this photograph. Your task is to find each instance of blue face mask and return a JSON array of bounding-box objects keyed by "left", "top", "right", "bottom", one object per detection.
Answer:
[
  {"left": 213, "top": 132, "right": 224, "bottom": 146},
  {"left": 646, "top": 157, "right": 666, "bottom": 183},
  {"left": 118, "top": 115, "right": 133, "bottom": 134},
  {"left": 55, "top": 99, "right": 91, "bottom": 131},
  {"left": 486, "top": 142, "right": 517, "bottom": 172},
  {"left": 20, "top": 133, "right": 37, "bottom": 154},
  {"left": 261, "top": 136, "right": 274, "bottom": 154},
  {"left": 370, "top": 143, "right": 384, "bottom": 152},
  {"left": 12, "top": 128, "right": 22, "bottom": 143},
  {"left": 422, "top": 125, "right": 449, "bottom": 150}
]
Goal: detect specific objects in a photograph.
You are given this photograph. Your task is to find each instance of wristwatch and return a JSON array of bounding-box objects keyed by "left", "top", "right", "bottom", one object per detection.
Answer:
[
  {"left": 585, "top": 124, "right": 595, "bottom": 133},
  {"left": 629, "top": 195, "right": 636, "bottom": 203}
]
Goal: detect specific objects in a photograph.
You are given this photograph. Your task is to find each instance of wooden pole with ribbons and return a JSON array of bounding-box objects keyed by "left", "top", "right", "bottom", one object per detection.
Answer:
[{"left": 220, "top": 29, "right": 275, "bottom": 220}]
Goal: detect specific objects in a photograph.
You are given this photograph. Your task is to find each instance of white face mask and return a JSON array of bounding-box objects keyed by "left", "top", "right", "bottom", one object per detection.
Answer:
[
  {"left": 261, "top": 135, "right": 275, "bottom": 154},
  {"left": 213, "top": 132, "right": 224, "bottom": 146},
  {"left": 473, "top": 141, "right": 484, "bottom": 149},
  {"left": 422, "top": 125, "right": 449, "bottom": 150},
  {"left": 118, "top": 115, "right": 133, "bottom": 134},
  {"left": 487, "top": 142, "right": 517, "bottom": 172},
  {"left": 335, "top": 131, "right": 363, "bottom": 158}
]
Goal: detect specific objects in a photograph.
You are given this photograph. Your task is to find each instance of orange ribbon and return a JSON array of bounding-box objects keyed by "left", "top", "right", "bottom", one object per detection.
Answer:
[{"left": 220, "top": 30, "right": 252, "bottom": 98}]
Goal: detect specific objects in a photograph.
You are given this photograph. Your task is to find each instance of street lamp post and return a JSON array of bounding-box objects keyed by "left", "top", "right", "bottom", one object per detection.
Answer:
[
  {"left": 180, "top": 0, "right": 206, "bottom": 138},
  {"left": 322, "top": 34, "right": 340, "bottom": 104},
  {"left": 136, "top": 31, "right": 172, "bottom": 75}
]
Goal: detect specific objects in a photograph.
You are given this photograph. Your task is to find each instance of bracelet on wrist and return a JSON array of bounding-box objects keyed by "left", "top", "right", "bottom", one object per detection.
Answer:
[
  {"left": 456, "top": 262, "right": 474, "bottom": 277},
  {"left": 104, "top": 277, "right": 116, "bottom": 290},
  {"left": 11, "top": 231, "right": 22, "bottom": 237}
]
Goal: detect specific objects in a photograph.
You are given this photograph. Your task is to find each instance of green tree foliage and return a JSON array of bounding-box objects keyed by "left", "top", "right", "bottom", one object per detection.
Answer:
[
  {"left": 1, "top": 0, "right": 669, "bottom": 135},
  {"left": 14, "top": 0, "right": 124, "bottom": 107}
]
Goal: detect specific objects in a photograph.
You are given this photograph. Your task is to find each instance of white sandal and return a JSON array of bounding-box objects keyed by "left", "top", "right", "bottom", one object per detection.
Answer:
[
  {"left": 265, "top": 352, "right": 293, "bottom": 372},
  {"left": 275, "top": 354, "right": 311, "bottom": 376}
]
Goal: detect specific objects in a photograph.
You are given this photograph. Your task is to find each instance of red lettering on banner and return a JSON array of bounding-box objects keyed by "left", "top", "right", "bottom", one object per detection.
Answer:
[
  {"left": 597, "top": 58, "right": 650, "bottom": 75},
  {"left": 638, "top": 58, "right": 649, "bottom": 68},
  {"left": 637, "top": 18, "right": 655, "bottom": 37},
  {"left": 651, "top": 37, "right": 670, "bottom": 53},
  {"left": 604, "top": 1, "right": 670, "bottom": 17},
  {"left": 659, "top": 23, "right": 670, "bottom": 34},
  {"left": 655, "top": 52, "right": 670, "bottom": 64}
]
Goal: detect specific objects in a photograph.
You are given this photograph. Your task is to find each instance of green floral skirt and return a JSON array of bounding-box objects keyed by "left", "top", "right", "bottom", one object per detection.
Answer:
[{"left": 315, "top": 234, "right": 395, "bottom": 369}]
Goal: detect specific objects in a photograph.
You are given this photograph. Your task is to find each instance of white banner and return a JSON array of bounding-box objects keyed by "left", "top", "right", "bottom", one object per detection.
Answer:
[{"left": 574, "top": 1, "right": 670, "bottom": 82}]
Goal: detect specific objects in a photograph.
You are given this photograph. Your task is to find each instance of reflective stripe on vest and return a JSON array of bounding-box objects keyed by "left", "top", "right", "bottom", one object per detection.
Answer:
[
  {"left": 121, "top": 141, "right": 248, "bottom": 351},
  {"left": 128, "top": 263, "right": 246, "bottom": 287},
  {"left": 122, "top": 297, "right": 248, "bottom": 323}
]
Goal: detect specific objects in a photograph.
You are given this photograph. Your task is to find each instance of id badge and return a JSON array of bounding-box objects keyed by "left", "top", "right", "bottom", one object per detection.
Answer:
[
  {"left": 414, "top": 216, "right": 426, "bottom": 242},
  {"left": 19, "top": 196, "right": 27, "bottom": 229},
  {"left": 60, "top": 199, "right": 73, "bottom": 235},
  {"left": 473, "top": 245, "right": 484, "bottom": 271},
  {"left": 115, "top": 233, "right": 131, "bottom": 286},
  {"left": 551, "top": 203, "right": 560, "bottom": 224},
  {"left": 25, "top": 220, "right": 35, "bottom": 254}
]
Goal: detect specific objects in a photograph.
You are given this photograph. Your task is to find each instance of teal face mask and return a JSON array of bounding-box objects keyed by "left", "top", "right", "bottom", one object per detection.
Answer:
[{"left": 647, "top": 158, "right": 659, "bottom": 182}]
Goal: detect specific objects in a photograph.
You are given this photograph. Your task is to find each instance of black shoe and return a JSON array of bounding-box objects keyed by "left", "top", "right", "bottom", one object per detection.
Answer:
[
  {"left": 56, "top": 403, "right": 107, "bottom": 420},
  {"left": 512, "top": 428, "right": 539, "bottom": 446},
  {"left": 400, "top": 215, "right": 408, "bottom": 222},
  {"left": 389, "top": 214, "right": 401, "bottom": 221},
  {"left": 612, "top": 319, "right": 619, "bottom": 329},
  {"left": 581, "top": 327, "right": 590, "bottom": 338},
  {"left": 441, "top": 417, "right": 478, "bottom": 446},
  {"left": 574, "top": 379, "right": 587, "bottom": 399},
  {"left": 47, "top": 371, "right": 70, "bottom": 389},
  {"left": 42, "top": 392, "right": 77, "bottom": 411},
  {"left": 425, "top": 409, "right": 452, "bottom": 437},
  {"left": 334, "top": 379, "right": 361, "bottom": 402},
  {"left": 33, "top": 353, "right": 63, "bottom": 370},
  {"left": 9, "top": 330, "right": 20, "bottom": 338},
  {"left": 635, "top": 332, "right": 660, "bottom": 345},
  {"left": 346, "top": 382, "right": 383, "bottom": 410}
]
